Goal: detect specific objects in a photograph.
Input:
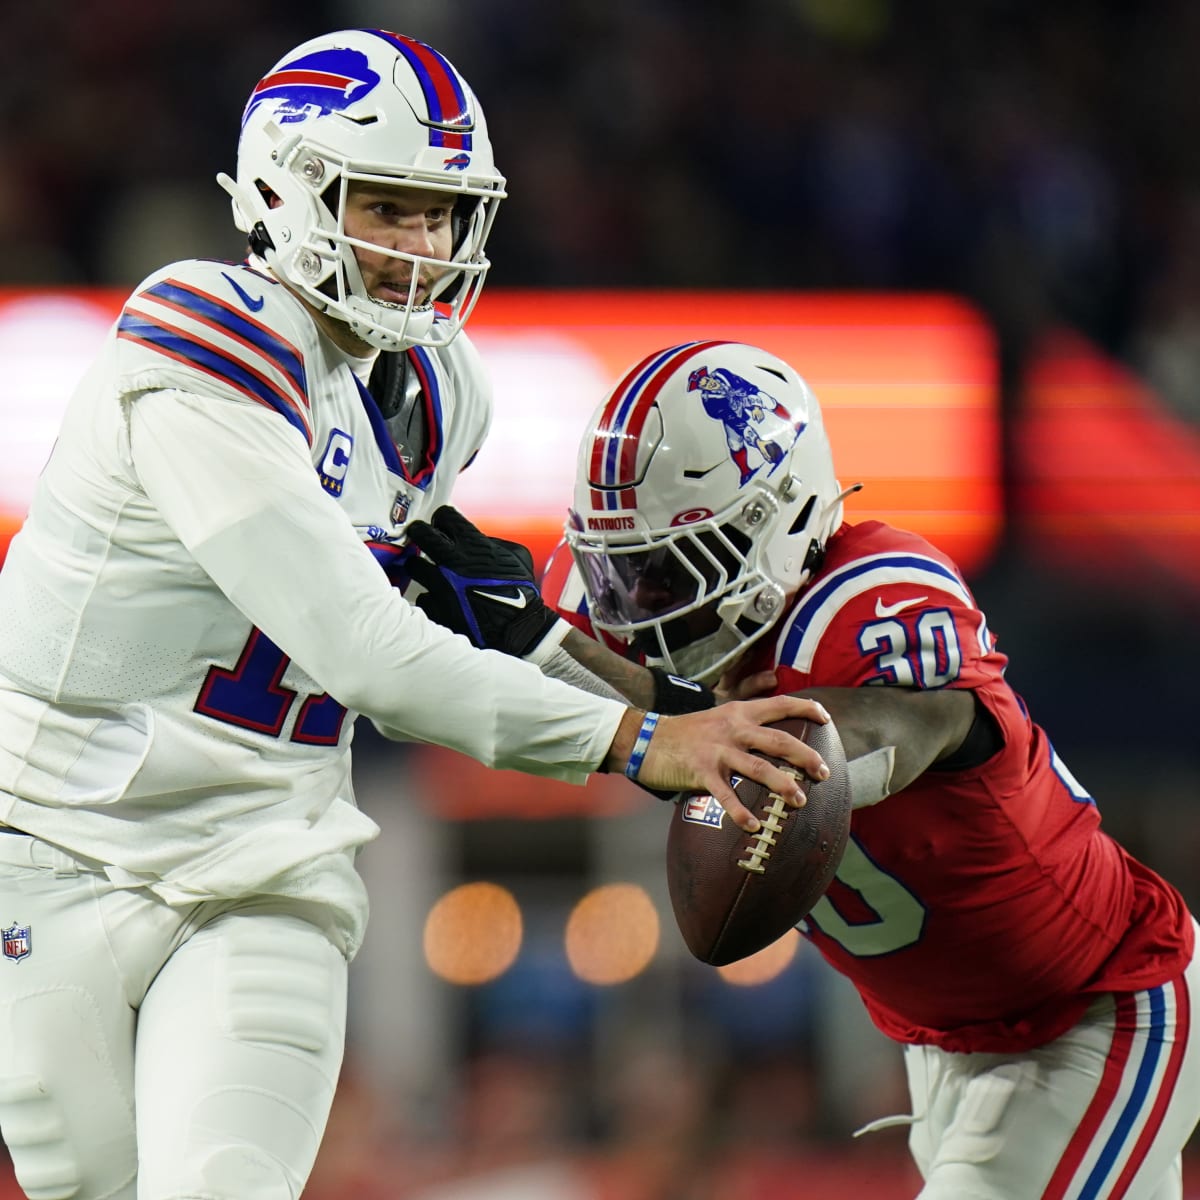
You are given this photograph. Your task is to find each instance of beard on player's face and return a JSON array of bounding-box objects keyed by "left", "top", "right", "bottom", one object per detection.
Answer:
[{"left": 631, "top": 602, "right": 723, "bottom": 658}]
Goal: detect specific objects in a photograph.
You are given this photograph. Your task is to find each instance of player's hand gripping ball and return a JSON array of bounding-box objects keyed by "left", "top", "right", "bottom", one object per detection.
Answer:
[{"left": 666, "top": 716, "right": 852, "bottom": 966}]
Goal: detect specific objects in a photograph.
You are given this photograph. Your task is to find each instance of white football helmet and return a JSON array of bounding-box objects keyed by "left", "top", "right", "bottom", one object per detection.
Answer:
[
  {"left": 217, "top": 29, "right": 506, "bottom": 352},
  {"left": 567, "top": 341, "right": 845, "bottom": 682}
]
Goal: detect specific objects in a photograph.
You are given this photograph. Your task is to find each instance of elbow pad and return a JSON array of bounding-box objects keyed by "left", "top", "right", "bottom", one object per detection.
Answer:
[{"left": 847, "top": 745, "right": 896, "bottom": 811}]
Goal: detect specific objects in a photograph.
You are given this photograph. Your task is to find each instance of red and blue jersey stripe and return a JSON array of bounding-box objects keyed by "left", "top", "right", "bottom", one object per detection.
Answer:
[
  {"left": 586, "top": 340, "right": 730, "bottom": 511},
  {"left": 117, "top": 279, "right": 312, "bottom": 444},
  {"left": 1042, "top": 977, "right": 1192, "bottom": 1199},
  {"left": 777, "top": 551, "right": 973, "bottom": 671},
  {"left": 365, "top": 29, "right": 472, "bottom": 150}
]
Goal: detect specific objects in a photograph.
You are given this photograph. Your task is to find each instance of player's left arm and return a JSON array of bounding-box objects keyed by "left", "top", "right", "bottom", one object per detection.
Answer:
[{"left": 773, "top": 543, "right": 1010, "bottom": 804}]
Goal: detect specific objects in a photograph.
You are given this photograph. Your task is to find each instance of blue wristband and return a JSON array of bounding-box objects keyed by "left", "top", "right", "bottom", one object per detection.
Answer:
[{"left": 624, "top": 711, "right": 661, "bottom": 781}]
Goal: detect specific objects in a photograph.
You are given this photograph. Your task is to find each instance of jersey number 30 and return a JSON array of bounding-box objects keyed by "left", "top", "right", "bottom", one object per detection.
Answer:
[
  {"left": 859, "top": 607, "right": 962, "bottom": 687},
  {"left": 194, "top": 628, "right": 348, "bottom": 745}
]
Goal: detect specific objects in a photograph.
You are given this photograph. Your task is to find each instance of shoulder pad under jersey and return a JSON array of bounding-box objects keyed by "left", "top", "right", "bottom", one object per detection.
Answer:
[
  {"left": 115, "top": 259, "right": 317, "bottom": 445},
  {"left": 773, "top": 523, "right": 1002, "bottom": 690}
]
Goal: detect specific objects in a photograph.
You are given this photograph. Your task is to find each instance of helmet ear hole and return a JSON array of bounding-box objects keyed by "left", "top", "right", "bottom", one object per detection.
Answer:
[
  {"left": 788, "top": 495, "right": 816, "bottom": 536},
  {"left": 248, "top": 221, "right": 275, "bottom": 256},
  {"left": 802, "top": 538, "right": 825, "bottom": 576}
]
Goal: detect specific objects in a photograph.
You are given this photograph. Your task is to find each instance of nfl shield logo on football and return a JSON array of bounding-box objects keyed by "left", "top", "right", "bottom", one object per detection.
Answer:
[
  {"left": 682, "top": 795, "right": 725, "bottom": 828},
  {"left": 2, "top": 923, "right": 30, "bottom": 963},
  {"left": 390, "top": 492, "right": 411, "bottom": 527}
]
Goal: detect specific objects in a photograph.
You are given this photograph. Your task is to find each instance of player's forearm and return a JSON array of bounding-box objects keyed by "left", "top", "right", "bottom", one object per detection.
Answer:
[
  {"left": 558, "top": 627, "right": 657, "bottom": 708},
  {"left": 130, "top": 392, "right": 627, "bottom": 778},
  {"left": 791, "top": 686, "right": 977, "bottom": 795}
]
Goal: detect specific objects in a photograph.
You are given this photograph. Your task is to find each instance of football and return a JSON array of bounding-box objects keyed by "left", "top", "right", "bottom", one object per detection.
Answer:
[{"left": 666, "top": 716, "right": 852, "bottom": 966}]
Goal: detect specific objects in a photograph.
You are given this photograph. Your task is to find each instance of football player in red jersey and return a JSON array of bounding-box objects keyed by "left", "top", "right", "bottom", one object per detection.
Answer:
[{"left": 410, "top": 341, "right": 1200, "bottom": 1199}]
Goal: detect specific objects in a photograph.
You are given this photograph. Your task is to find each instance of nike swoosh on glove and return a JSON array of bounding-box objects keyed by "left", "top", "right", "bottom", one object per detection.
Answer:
[{"left": 406, "top": 506, "right": 562, "bottom": 658}]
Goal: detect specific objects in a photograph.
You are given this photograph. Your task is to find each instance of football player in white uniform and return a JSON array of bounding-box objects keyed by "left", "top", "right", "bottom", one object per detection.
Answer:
[{"left": 0, "top": 32, "right": 829, "bottom": 1200}]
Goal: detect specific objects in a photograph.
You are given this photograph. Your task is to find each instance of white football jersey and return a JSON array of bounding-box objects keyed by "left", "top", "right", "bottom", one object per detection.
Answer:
[{"left": 0, "top": 258, "right": 623, "bottom": 956}]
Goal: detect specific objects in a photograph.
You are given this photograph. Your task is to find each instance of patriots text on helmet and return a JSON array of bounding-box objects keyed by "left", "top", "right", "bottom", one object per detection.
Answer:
[{"left": 586, "top": 516, "right": 637, "bottom": 531}]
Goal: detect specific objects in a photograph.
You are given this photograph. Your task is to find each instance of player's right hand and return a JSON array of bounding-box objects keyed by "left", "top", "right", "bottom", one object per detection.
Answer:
[{"left": 608, "top": 696, "right": 832, "bottom": 832}]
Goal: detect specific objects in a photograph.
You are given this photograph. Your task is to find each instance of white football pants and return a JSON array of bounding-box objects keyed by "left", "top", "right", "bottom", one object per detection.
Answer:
[
  {"left": 903, "top": 924, "right": 1200, "bottom": 1199},
  {"left": 0, "top": 833, "right": 348, "bottom": 1200}
]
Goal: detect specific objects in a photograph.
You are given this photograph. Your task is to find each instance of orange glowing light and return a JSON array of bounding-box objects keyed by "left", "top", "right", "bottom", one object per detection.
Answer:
[
  {"left": 423, "top": 882, "right": 522, "bottom": 985},
  {"left": 0, "top": 288, "right": 1000, "bottom": 577},
  {"left": 716, "top": 929, "right": 801, "bottom": 986},
  {"left": 565, "top": 883, "right": 660, "bottom": 985}
]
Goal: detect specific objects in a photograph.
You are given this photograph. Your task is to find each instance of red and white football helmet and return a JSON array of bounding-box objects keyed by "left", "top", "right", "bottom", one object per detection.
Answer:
[
  {"left": 566, "top": 341, "right": 845, "bottom": 682},
  {"left": 218, "top": 29, "right": 505, "bottom": 352}
]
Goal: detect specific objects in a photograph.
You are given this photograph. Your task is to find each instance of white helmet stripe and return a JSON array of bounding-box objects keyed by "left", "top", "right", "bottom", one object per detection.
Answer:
[{"left": 589, "top": 340, "right": 728, "bottom": 504}]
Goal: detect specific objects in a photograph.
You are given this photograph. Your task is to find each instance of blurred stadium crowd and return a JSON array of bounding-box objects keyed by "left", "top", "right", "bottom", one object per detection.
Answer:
[
  {"left": 1, "top": 1, "right": 1198, "bottom": 1196},
  {"left": 5, "top": 0, "right": 1200, "bottom": 425}
]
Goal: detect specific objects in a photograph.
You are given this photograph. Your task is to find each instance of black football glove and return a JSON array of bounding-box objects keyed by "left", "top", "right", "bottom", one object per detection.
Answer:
[{"left": 406, "top": 506, "right": 560, "bottom": 658}]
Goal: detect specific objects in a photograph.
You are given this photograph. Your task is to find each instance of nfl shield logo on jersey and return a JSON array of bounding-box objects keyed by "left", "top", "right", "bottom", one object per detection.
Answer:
[
  {"left": 390, "top": 492, "right": 411, "bottom": 527},
  {"left": 2, "top": 923, "right": 30, "bottom": 963}
]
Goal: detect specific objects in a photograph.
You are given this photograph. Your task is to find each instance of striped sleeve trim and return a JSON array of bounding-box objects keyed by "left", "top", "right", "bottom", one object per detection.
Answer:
[
  {"left": 118, "top": 278, "right": 311, "bottom": 443},
  {"left": 777, "top": 552, "right": 975, "bottom": 673}
]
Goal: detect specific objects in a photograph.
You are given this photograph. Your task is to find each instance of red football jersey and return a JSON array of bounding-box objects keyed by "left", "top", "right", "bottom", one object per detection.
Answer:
[
  {"left": 762, "top": 520, "right": 1192, "bottom": 1052},
  {"left": 547, "top": 521, "right": 1194, "bottom": 1054}
]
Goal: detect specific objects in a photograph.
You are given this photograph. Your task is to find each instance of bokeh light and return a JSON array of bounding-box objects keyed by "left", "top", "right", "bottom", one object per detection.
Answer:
[
  {"left": 564, "top": 883, "right": 660, "bottom": 985},
  {"left": 424, "top": 882, "right": 523, "bottom": 985},
  {"left": 716, "top": 929, "right": 801, "bottom": 987}
]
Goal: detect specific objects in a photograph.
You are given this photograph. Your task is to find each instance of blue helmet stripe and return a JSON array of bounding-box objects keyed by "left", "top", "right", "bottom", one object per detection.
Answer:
[{"left": 364, "top": 29, "right": 472, "bottom": 149}]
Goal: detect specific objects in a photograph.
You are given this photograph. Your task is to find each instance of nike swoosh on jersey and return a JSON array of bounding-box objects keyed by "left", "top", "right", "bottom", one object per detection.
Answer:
[
  {"left": 221, "top": 271, "right": 265, "bottom": 312},
  {"left": 474, "top": 588, "right": 529, "bottom": 609},
  {"left": 874, "top": 595, "right": 928, "bottom": 618}
]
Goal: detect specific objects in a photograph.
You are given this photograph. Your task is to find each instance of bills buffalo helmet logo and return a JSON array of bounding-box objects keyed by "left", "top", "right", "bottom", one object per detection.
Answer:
[
  {"left": 687, "top": 365, "right": 803, "bottom": 487},
  {"left": 2, "top": 924, "right": 30, "bottom": 963},
  {"left": 244, "top": 48, "right": 381, "bottom": 127}
]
